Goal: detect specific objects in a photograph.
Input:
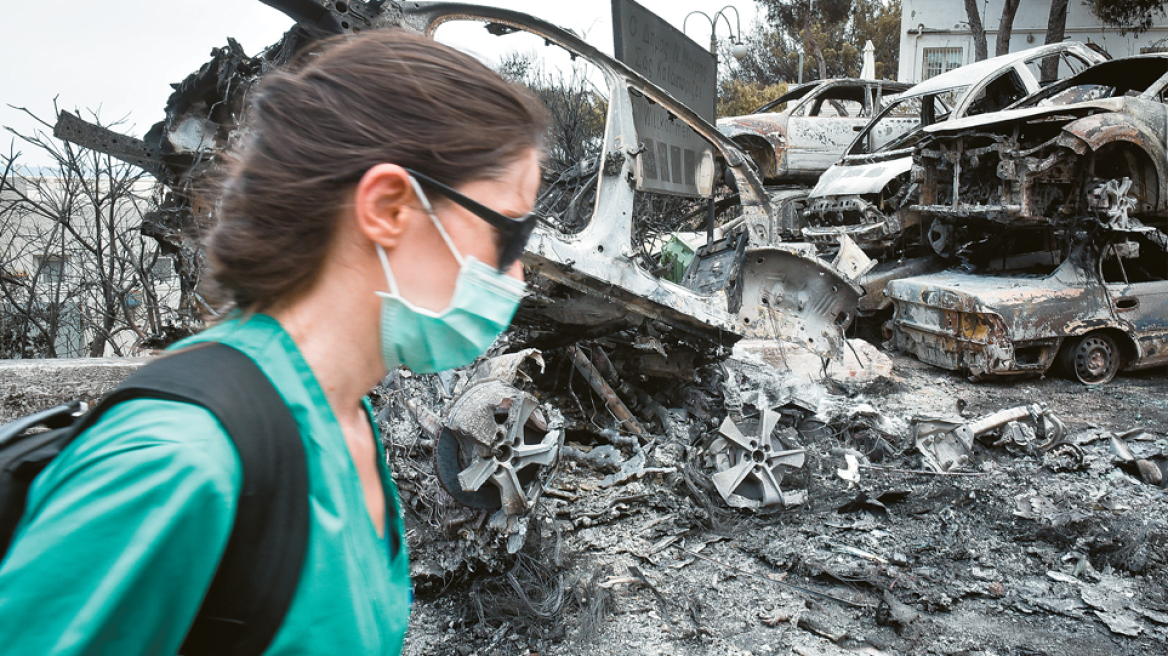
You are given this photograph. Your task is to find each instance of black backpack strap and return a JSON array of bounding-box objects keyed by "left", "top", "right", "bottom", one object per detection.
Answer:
[
  {"left": 0, "top": 402, "right": 86, "bottom": 555},
  {"left": 78, "top": 343, "right": 308, "bottom": 656}
]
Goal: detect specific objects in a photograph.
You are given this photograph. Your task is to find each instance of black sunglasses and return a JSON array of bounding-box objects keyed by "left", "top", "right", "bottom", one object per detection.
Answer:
[{"left": 403, "top": 168, "right": 540, "bottom": 272}]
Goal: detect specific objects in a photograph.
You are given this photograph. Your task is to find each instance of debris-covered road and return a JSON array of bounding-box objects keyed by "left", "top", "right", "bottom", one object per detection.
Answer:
[{"left": 389, "top": 349, "right": 1167, "bottom": 656}]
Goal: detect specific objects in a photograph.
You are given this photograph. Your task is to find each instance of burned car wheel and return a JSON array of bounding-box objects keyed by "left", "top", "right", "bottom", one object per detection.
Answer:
[{"left": 1061, "top": 333, "right": 1120, "bottom": 386}]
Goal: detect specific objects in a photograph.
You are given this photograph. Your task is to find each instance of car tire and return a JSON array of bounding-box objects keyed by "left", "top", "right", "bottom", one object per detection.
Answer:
[{"left": 1060, "top": 333, "right": 1120, "bottom": 386}]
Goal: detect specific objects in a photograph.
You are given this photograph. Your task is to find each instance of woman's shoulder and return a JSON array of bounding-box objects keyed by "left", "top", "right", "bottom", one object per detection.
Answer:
[{"left": 51, "top": 398, "right": 244, "bottom": 494}]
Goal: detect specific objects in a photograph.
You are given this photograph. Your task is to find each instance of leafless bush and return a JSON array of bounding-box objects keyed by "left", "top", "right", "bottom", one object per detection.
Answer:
[
  {"left": 0, "top": 105, "right": 187, "bottom": 357},
  {"left": 499, "top": 52, "right": 607, "bottom": 235}
]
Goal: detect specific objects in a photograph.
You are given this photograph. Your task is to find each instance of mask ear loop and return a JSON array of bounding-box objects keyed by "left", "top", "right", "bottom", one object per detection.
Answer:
[
  {"left": 375, "top": 244, "right": 401, "bottom": 296},
  {"left": 409, "top": 175, "right": 466, "bottom": 267}
]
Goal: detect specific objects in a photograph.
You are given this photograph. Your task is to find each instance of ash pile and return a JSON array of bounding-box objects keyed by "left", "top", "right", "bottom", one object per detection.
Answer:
[{"left": 375, "top": 325, "right": 1168, "bottom": 655}]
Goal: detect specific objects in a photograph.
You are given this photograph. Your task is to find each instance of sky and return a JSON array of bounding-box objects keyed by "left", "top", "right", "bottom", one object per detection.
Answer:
[{"left": 0, "top": 0, "right": 762, "bottom": 167}]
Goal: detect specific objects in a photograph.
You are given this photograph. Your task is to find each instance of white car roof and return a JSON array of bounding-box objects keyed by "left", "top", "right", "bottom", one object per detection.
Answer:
[{"left": 903, "top": 42, "right": 1098, "bottom": 98}]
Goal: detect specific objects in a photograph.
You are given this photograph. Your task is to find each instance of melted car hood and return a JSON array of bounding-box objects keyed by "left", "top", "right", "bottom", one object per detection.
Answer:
[
  {"left": 923, "top": 98, "right": 1127, "bottom": 136},
  {"left": 886, "top": 265, "right": 1115, "bottom": 338},
  {"left": 808, "top": 156, "right": 913, "bottom": 198},
  {"left": 888, "top": 270, "right": 1085, "bottom": 308}
]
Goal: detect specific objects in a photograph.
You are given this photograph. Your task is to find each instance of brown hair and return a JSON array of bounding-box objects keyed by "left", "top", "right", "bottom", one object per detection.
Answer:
[{"left": 209, "top": 28, "right": 550, "bottom": 311}]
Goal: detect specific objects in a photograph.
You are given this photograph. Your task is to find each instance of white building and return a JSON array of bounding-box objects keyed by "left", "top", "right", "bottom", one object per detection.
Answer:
[
  {"left": 899, "top": 0, "right": 1168, "bottom": 83},
  {"left": 1, "top": 173, "right": 180, "bottom": 358}
]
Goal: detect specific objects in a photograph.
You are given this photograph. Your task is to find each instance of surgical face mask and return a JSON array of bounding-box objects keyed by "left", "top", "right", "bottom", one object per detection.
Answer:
[{"left": 375, "top": 178, "right": 526, "bottom": 374}]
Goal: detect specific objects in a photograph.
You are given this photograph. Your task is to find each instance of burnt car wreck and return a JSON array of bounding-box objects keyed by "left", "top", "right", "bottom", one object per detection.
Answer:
[
  {"left": 717, "top": 78, "right": 911, "bottom": 182},
  {"left": 887, "top": 54, "right": 1168, "bottom": 385},
  {"left": 804, "top": 43, "right": 1104, "bottom": 258},
  {"left": 913, "top": 54, "right": 1168, "bottom": 244},
  {"left": 33, "top": 2, "right": 1168, "bottom": 654},
  {"left": 796, "top": 43, "right": 1106, "bottom": 317},
  {"left": 887, "top": 228, "right": 1168, "bottom": 384}
]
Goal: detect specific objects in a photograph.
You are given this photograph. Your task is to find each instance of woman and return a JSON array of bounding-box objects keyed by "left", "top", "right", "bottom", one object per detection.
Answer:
[{"left": 0, "top": 29, "right": 549, "bottom": 655}]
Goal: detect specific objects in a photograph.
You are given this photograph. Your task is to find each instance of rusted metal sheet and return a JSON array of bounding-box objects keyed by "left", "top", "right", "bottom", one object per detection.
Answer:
[
  {"left": 258, "top": 0, "right": 388, "bottom": 39},
  {"left": 737, "top": 249, "right": 862, "bottom": 358},
  {"left": 52, "top": 111, "right": 169, "bottom": 180},
  {"left": 914, "top": 404, "right": 1067, "bottom": 473}
]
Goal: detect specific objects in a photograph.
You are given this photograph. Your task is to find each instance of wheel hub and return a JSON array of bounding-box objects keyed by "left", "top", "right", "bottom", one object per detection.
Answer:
[
  {"left": 1071, "top": 335, "right": 1118, "bottom": 385},
  {"left": 435, "top": 379, "right": 561, "bottom": 514},
  {"left": 1087, "top": 177, "right": 1138, "bottom": 230},
  {"left": 707, "top": 409, "right": 806, "bottom": 508}
]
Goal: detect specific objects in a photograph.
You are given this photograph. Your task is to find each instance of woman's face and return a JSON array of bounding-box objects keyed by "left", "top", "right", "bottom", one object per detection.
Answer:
[{"left": 390, "top": 149, "right": 541, "bottom": 311}]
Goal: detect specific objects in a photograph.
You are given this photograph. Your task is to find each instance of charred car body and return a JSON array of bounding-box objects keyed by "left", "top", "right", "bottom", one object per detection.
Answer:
[
  {"left": 49, "top": 1, "right": 866, "bottom": 525},
  {"left": 885, "top": 53, "right": 1168, "bottom": 385},
  {"left": 886, "top": 228, "right": 1168, "bottom": 385},
  {"left": 716, "top": 79, "right": 910, "bottom": 183},
  {"left": 800, "top": 43, "right": 1105, "bottom": 314},
  {"left": 912, "top": 54, "right": 1168, "bottom": 247},
  {"left": 52, "top": 0, "right": 861, "bottom": 359}
]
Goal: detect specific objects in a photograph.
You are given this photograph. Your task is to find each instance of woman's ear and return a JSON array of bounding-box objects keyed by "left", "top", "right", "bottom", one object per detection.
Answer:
[{"left": 353, "top": 163, "right": 416, "bottom": 248}]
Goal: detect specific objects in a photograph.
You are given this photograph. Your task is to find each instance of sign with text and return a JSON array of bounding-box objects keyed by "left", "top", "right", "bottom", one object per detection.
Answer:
[
  {"left": 612, "top": 0, "right": 716, "bottom": 121},
  {"left": 612, "top": 0, "right": 717, "bottom": 198},
  {"left": 629, "top": 94, "right": 715, "bottom": 198}
]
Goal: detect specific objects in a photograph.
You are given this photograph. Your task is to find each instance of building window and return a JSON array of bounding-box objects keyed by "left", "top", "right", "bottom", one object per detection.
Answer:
[
  {"left": 35, "top": 254, "right": 67, "bottom": 286},
  {"left": 923, "top": 48, "right": 963, "bottom": 80}
]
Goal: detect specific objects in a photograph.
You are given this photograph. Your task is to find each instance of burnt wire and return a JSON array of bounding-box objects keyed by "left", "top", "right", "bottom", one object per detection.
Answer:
[
  {"left": 470, "top": 551, "right": 567, "bottom": 635},
  {"left": 574, "top": 566, "right": 612, "bottom": 643}
]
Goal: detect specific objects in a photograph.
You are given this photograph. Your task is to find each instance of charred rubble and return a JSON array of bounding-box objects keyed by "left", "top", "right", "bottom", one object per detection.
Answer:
[
  {"left": 376, "top": 333, "right": 1168, "bottom": 655},
  {"left": 51, "top": 1, "right": 408, "bottom": 333}
]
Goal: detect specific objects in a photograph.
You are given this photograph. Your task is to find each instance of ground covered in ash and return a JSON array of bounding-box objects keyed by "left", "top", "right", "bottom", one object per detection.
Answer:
[{"left": 376, "top": 345, "right": 1168, "bottom": 656}]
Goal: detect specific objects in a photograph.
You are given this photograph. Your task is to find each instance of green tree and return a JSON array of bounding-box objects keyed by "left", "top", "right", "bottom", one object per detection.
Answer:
[
  {"left": 760, "top": 0, "right": 853, "bottom": 80},
  {"left": 851, "top": 0, "right": 902, "bottom": 77},
  {"left": 1085, "top": 0, "right": 1166, "bottom": 35},
  {"left": 734, "top": 0, "right": 900, "bottom": 86},
  {"left": 717, "top": 79, "right": 789, "bottom": 117}
]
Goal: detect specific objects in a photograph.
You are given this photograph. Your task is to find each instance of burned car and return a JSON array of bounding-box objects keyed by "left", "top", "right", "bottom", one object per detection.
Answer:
[
  {"left": 716, "top": 79, "right": 910, "bottom": 182},
  {"left": 886, "top": 228, "right": 1168, "bottom": 385},
  {"left": 913, "top": 53, "right": 1168, "bottom": 244},
  {"left": 802, "top": 42, "right": 1105, "bottom": 265},
  {"left": 52, "top": 0, "right": 861, "bottom": 361},
  {"left": 49, "top": 0, "right": 866, "bottom": 531}
]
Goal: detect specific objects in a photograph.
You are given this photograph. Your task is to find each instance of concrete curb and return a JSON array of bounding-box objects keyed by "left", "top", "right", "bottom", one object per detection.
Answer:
[{"left": 0, "top": 357, "right": 152, "bottom": 421}]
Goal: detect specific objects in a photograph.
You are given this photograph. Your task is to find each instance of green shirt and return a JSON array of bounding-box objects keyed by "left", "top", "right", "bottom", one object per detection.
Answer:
[{"left": 0, "top": 314, "right": 411, "bottom": 655}]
